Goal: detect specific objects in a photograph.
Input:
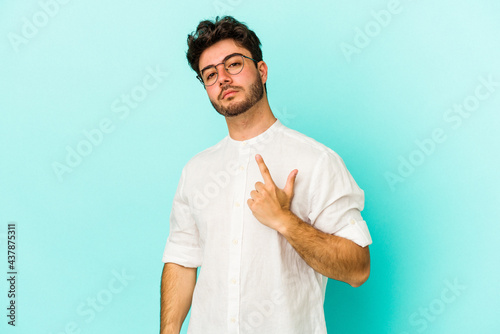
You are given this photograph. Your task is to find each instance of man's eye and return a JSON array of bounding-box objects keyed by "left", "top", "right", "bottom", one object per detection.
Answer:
[
  {"left": 206, "top": 72, "right": 215, "bottom": 80},
  {"left": 228, "top": 62, "right": 242, "bottom": 68}
]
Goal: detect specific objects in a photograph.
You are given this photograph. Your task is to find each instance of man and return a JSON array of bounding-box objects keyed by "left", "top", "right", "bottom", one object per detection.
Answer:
[{"left": 160, "top": 16, "right": 372, "bottom": 334}]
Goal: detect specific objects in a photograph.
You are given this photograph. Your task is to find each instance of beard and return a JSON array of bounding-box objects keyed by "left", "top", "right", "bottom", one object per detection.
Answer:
[{"left": 210, "top": 74, "right": 264, "bottom": 118}]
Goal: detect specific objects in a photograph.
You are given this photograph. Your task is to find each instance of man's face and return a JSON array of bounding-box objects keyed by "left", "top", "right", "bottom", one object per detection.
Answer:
[{"left": 198, "top": 39, "right": 265, "bottom": 117}]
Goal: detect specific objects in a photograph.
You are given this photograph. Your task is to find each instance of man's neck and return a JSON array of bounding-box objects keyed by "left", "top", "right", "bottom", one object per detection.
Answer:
[{"left": 225, "top": 99, "right": 277, "bottom": 141}]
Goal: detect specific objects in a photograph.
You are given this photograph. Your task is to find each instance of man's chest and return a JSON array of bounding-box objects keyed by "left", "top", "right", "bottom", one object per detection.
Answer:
[{"left": 184, "top": 154, "right": 313, "bottom": 242}]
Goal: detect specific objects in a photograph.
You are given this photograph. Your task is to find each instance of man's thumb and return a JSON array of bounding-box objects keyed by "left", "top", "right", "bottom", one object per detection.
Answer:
[{"left": 284, "top": 169, "right": 298, "bottom": 197}]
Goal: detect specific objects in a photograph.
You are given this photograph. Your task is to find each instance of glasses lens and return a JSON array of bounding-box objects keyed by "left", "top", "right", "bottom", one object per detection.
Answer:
[
  {"left": 225, "top": 55, "right": 244, "bottom": 75},
  {"left": 202, "top": 68, "right": 218, "bottom": 86}
]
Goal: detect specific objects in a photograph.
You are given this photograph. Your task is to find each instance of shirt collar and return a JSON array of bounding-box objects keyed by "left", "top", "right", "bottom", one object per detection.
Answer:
[{"left": 226, "top": 119, "right": 283, "bottom": 147}]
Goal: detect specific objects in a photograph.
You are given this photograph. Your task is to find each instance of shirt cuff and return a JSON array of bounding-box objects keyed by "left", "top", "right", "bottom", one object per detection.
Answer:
[
  {"left": 333, "top": 217, "right": 372, "bottom": 247},
  {"left": 162, "top": 241, "right": 203, "bottom": 268}
]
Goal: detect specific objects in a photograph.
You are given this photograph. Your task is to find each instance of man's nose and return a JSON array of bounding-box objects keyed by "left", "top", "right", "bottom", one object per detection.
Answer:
[{"left": 217, "top": 65, "right": 232, "bottom": 85}]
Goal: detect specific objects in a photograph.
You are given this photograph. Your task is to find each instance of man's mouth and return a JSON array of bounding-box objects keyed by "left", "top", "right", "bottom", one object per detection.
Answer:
[{"left": 222, "top": 89, "right": 238, "bottom": 99}]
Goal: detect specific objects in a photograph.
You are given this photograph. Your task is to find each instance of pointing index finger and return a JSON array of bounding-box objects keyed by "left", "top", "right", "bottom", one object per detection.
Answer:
[{"left": 255, "top": 154, "right": 275, "bottom": 185}]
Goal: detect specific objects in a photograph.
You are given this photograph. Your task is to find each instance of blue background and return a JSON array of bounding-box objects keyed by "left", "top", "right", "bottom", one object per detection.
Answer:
[{"left": 1, "top": 0, "right": 499, "bottom": 333}]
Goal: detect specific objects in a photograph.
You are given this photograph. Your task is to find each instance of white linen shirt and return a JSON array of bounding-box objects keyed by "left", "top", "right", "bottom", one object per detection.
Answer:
[{"left": 162, "top": 119, "right": 372, "bottom": 334}]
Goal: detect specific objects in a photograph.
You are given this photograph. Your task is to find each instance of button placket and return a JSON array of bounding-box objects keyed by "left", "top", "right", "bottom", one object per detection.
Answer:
[{"left": 226, "top": 145, "right": 250, "bottom": 333}]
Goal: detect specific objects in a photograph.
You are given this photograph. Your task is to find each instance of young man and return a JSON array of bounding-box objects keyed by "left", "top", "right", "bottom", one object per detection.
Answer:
[{"left": 160, "top": 16, "right": 372, "bottom": 334}]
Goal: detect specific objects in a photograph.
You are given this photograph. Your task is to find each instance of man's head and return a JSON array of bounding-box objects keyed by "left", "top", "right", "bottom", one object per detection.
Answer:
[{"left": 186, "top": 16, "right": 268, "bottom": 118}]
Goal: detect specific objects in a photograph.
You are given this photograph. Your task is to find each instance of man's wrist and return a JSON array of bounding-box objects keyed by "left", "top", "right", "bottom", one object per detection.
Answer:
[{"left": 276, "top": 209, "right": 300, "bottom": 236}]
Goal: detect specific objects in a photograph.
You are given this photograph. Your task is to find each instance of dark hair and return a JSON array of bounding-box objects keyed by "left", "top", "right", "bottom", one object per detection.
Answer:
[{"left": 186, "top": 16, "right": 263, "bottom": 76}]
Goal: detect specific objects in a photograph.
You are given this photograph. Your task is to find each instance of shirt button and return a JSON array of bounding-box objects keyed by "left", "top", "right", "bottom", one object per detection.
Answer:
[
  {"left": 234, "top": 201, "right": 240, "bottom": 207},
  {"left": 232, "top": 239, "right": 238, "bottom": 245},
  {"left": 230, "top": 317, "right": 236, "bottom": 323},
  {"left": 239, "top": 165, "right": 245, "bottom": 171},
  {"left": 231, "top": 278, "right": 237, "bottom": 284},
  {"left": 242, "top": 142, "right": 247, "bottom": 146},
  {"left": 350, "top": 219, "right": 356, "bottom": 225}
]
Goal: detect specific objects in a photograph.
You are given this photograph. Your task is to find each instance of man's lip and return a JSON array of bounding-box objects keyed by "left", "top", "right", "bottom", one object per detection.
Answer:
[{"left": 222, "top": 90, "right": 237, "bottom": 99}]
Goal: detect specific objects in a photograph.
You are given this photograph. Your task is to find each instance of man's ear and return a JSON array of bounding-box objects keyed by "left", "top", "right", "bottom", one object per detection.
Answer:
[{"left": 257, "top": 61, "right": 268, "bottom": 85}]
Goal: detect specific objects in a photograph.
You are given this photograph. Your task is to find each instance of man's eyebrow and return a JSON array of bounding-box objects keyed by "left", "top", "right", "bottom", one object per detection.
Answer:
[{"left": 200, "top": 53, "right": 242, "bottom": 74}]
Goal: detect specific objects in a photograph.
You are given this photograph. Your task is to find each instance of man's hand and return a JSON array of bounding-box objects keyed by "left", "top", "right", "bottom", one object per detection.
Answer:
[
  {"left": 247, "top": 154, "right": 298, "bottom": 232},
  {"left": 246, "top": 154, "right": 370, "bottom": 286}
]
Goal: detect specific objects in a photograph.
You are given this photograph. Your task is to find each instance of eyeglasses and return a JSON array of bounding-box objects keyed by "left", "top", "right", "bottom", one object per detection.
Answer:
[{"left": 197, "top": 53, "right": 258, "bottom": 86}]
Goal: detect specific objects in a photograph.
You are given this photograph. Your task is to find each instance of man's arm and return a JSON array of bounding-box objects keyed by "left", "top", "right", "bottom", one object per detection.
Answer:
[
  {"left": 247, "top": 154, "right": 370, "bottom": 287},
  {"left": 278, "top": 211, "right": 369, "bottom": 287},
  {"left": 160, "top": 263, "right": 197, "bottom": 334}
]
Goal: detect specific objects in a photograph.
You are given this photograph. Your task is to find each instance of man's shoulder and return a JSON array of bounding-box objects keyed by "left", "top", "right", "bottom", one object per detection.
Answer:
[
  {"left": 278, "top": 123, "right": 339, "bottom": 159},
  {"left": 182, "top": 136, "right": 227, "bottom": 170}
]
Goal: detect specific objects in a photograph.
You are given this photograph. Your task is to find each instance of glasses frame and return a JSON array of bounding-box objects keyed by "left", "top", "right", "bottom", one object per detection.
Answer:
[{"left": 196, "top": 53, "right": 258, "bottom": 86}]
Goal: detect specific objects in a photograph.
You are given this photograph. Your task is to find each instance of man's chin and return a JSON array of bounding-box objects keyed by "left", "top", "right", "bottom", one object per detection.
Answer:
[
  {"left": 217, "top": 105, "right": 249, "bottom": 118},
  {"left": 211, "top": 99, "right": 248, "bottom": 117}
]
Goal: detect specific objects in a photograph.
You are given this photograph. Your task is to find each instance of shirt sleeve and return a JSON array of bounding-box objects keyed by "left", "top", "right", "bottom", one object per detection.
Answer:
[
  {"left": 162, "top": 167, "right": 203, "bottom": 267},
  {"left": 307, "top": 151, "right": 372, "bottom": 247}
]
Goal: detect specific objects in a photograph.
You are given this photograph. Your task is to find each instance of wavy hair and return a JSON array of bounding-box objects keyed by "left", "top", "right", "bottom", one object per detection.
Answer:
[{"left": 186, "top": 16, "right": 263, "bottom": 76}]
